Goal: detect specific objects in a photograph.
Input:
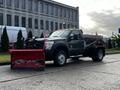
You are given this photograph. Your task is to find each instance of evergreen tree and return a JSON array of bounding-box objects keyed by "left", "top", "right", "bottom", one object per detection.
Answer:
[
  {"left": 16, "top": 30, "right": 24, "bottom": 49},
  {"left": 27, "top": 30, "right": 33, "bottom": 39},
  {"left": 40, "top": 32, "right": 44, "bottom": 38},
  {"left": 1, "top": 27, "right": 9, "bottom": 51},
  {"left": 111, "top": 34, "right": 120, "bottom": 48}
]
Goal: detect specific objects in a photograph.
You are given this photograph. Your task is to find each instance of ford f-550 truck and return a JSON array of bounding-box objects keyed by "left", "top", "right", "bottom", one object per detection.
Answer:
[{"left": 26, "top": 29, "right": 105, "bottom": 66}]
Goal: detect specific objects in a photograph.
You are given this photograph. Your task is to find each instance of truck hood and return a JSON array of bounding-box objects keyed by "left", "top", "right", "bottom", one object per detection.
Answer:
[
  {"left": 35, "top": 37, "right": 66, "bottom": 42},
  {"left": 47, "top": 37, "right": 66, "bottom": 41}
]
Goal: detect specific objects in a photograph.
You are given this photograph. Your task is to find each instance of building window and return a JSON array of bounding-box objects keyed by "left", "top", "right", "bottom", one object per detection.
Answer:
[
  {"left": 68, "top": 24, "right": 70, "bottom": 29},
  {"left": 40, "top": 20, "right": 44, "bottom": 30},
  {"left": 34, "top": 19, "right": 38, "bottom": 29},
  {"left": 55, "top": 6, "right": 58, "bottom": 16},
  {"left": 14, "top": 15, "right": 19, "bottom": 26},
  {"left": 72, "top": 10, "right": 75, "bottom": 21},
  {"left": 7, "top": 14, "right": 12, "bottom": 26},
  {"left": 68, "top": 9, "right": 70, "bottom": 19},
  {"left": 0, "top": 13, "right": 3, "bottom": 25},
  {"left": 40, "top": 2, "right": 44, "bottom": 13},
  {"left": 46, "top": 21, "right": 49, "bottom": 30},
  {"left": 71, "top": 24, "right": 74, "bottom": 28},
  {"left": 6, "top": 0, "right": 12, "bottom": 7},
  {"left": 63, "top": 8, "right": 65, "bottom": 18},
  {"left": 66, "top": 8, "right": 68, "bottom": 18},
  {"left": 49, "top": 4, "right": 54, "bottom": 15},
  {"left": 63, "top": 23, "right": 66, "bottom": 29},
  {"left": 59, "top": 23, "right": 62, "bottom": 29},
  {"left": 34, "top": 0, "right": 38, "bottom": 12},
  {"left": 75, "top": 25, "right": 78, "bottom": 28},
  {"left": 44, "top": 3, "right": 48, "bottom": 14},
  {"left": 22, "top": 17, "right": 26, "bottom": 27},
  {"left": 70, "top": 10, "right": 72, "bottom": 20},
  {"left": 51, "top": 5, "right": 54, "bottom": 15},
  {"left": 46, "top": 3, "right": 49, "bottom": 14},
  {"left": 21, "top": 0, "right": 26, "bottom": 9},
  {"left": 55, "top": 22, "right": 58, "bottom": 30},
  {"left": 60, "top": 7, "right": 62, "bottom": 17},
  {"left": 75, "top": 11, "right": 78, "bottom": 22},
  {"left": 28, "top": 0, "right": 32, "bottom": 12},
  {"left": 72, "top": 10, "right": 74, "bottom": 20},
  {"left": 28, "top": 18, "right": 32, "bottom": 28},
  {"left": 64, "top": 8, "right": 66, "bottom": 18},
  {"left": 0, "top": 0, "right": 3, "bottom": 5},
  {"left": 50, "top": 21, "right": 54, "bottom": 31},
  {"left": 14, "top": 0, "right": 19, "bottom": 8}
]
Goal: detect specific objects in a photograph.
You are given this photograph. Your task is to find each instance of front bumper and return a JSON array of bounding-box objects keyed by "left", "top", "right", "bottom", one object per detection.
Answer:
[{"left": 45, "top": 49, "right": 54, "bottom": 60}]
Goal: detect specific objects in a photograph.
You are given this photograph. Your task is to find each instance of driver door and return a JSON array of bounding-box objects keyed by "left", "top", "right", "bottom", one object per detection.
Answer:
[{"left": 68, "top": 30, "right": 84, "bottom": 56}]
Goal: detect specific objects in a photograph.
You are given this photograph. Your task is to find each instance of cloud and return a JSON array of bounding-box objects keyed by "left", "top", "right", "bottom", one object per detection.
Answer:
[{"left": 87, "top": 10, "right": 120, "bottom": 36}]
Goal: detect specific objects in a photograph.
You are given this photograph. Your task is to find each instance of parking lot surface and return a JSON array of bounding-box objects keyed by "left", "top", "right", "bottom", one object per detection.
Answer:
[{"left": 0, "top": 54, "right": 120, "bottom": 90}]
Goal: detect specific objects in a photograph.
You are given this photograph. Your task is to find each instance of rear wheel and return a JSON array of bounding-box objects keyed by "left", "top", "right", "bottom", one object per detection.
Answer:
[
  {"left": 54, "top": 50, "right": 67, "bottom": 66},
  {"left": 92, "top": 48, "right": 104, "bottom": 62}
]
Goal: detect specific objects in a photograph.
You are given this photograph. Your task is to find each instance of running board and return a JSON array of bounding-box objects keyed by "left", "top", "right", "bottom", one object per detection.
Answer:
[{"left": 70, "top": 55, "right": 83, "bottom": 58}]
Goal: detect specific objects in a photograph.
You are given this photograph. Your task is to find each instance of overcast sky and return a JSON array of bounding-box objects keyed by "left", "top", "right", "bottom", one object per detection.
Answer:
[{"left": 55, "top": 0, "right": 120, "bottom": 37}]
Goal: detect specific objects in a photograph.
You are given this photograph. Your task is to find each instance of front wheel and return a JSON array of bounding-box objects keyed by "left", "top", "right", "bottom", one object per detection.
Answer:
[
  {"left": 54, "top": 50, "right": 67, "bottom": 66},
  {"left": 92, "top": 48, "right": 104, "bottom": 62}
]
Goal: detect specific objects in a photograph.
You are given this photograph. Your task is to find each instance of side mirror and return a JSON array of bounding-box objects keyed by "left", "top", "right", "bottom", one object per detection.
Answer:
[{"left": 69, "top": 34, "right": 74, "bottom": 41}]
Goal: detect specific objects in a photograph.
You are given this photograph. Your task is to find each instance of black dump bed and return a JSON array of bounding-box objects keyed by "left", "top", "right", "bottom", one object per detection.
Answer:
[{"left": 83, "top": 34, "right": 104, "bottom": 46}]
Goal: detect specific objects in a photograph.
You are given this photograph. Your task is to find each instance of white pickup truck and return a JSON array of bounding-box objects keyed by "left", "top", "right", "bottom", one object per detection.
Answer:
[{"left": 0, "top": 26, "right": 27, "bottom": 43}]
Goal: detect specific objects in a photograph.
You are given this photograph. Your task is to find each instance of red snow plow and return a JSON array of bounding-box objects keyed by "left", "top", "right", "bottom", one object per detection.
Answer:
[{"left": 9, "top": 49, "right": 45, "bottom": 70}]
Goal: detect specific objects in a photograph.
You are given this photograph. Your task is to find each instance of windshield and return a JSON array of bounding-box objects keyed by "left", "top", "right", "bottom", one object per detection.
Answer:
[{"left": 50, "top": 30, "right": 70, "bottom": 38}]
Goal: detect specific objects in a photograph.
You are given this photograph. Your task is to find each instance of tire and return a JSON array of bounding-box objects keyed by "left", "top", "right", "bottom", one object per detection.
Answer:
[
  {"left": 54, "top": 50, "right": 67, "bottom": 66},
  {"left": 92, "top": 48, "right": 104, "bottom": 62}
]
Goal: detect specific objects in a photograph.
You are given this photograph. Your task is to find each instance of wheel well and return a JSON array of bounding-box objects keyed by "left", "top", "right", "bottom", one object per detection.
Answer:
[
  {"left": 53, "top": 46, "right": 69, "bottom": 58},
  {"left": 83, "top": 47, "right": 105, "bottom": 57}
]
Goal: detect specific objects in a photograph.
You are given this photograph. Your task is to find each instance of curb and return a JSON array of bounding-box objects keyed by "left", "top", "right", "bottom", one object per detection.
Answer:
[
  {"left": 106, "top": 52, "right": 120, "bottom": 55},
  {"left": 0, "top": 62, "right": 10, "bottom": 66}
]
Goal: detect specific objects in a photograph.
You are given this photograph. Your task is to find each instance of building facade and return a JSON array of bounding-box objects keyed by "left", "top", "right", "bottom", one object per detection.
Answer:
[{"left": 0, "top": 0, "right": 79, "bottom": 36}]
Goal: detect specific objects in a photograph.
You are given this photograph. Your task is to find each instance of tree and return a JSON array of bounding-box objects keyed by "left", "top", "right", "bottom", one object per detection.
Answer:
[
  {"left": 27, "top": 30, "right": 33, "bottom": 39},
  {"left": 40, "top": 32, "right": 44, "bottom": 38},
  {"left": 108, "top": 39, "right": 112, "bottom": 49},
  {"left": 111, "top": 34, "right": 120, "bottom": 48},
  {"left": 16, "top": 30, "right": 24, "bottom": 49},
  {"left": 1, "top": 27, "right": 9, "bottom": 51}
]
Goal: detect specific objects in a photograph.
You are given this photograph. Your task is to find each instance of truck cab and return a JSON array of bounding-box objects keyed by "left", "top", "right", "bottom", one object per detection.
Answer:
[{"left": 45, "top": 29, "right": 84, "bottom": 57}]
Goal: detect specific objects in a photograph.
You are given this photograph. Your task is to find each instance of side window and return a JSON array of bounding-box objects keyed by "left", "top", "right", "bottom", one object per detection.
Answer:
[{"left": 70, "top": 30, "right": 82, "bottom": 40}]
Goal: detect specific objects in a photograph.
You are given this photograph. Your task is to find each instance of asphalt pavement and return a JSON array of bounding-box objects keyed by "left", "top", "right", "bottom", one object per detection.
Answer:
[{"left": 0, "top": 54, "right": 120, "bottom": 90}]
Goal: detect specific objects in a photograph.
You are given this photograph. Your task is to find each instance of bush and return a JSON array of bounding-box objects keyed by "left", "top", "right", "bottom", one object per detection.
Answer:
[
  {"left": 16, "top": 30, "right": 24, "bottom": 49},
  {"left": 1, "top": 27, "right": 9, "bottom": 52}
]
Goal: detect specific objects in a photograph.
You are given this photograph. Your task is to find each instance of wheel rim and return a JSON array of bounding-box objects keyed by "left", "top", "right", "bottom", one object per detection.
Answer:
[
  {"left": 58, "top": 53, "right": 66, "bottom": 65},
  {"left": 98, "top": 49, "right": 103, "bottom": 60}
]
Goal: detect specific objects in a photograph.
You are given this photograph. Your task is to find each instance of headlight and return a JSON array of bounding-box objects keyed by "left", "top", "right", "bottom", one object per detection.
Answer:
[{"left": 45, "top": 41, "right": 54, "bottom": 49}]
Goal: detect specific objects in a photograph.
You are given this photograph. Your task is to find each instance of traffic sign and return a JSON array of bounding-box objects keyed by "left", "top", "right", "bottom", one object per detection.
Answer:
[{"left": 118, "top": 28, "right": 120, "bottom": 33}]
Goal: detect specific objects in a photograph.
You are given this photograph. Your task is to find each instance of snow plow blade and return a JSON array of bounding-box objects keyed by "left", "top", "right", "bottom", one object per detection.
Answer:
[{"left": 9, "top": 49, "right": 45, "bottom": 70}]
